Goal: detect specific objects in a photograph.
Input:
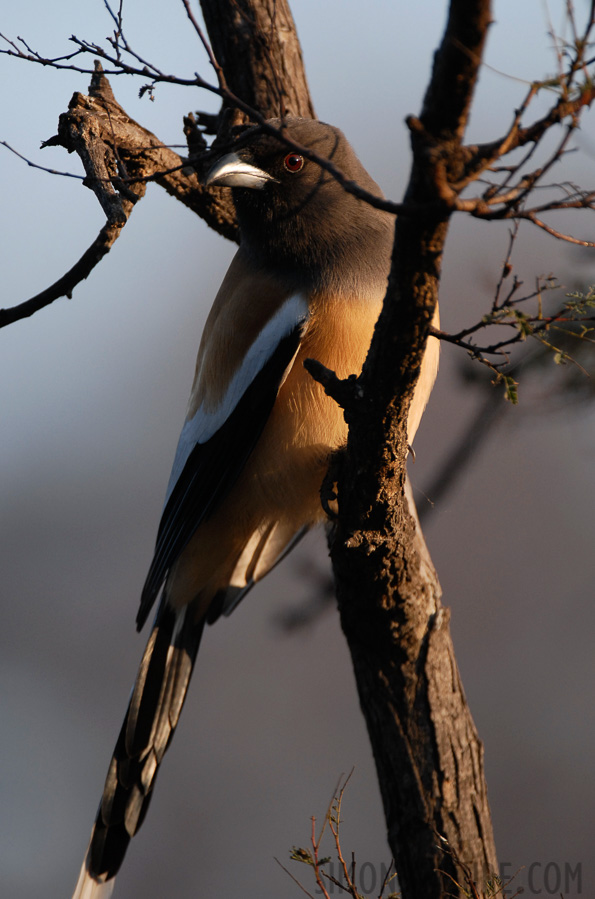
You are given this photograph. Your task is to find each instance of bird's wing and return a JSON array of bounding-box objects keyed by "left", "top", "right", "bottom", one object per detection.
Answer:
[
  {"left": 206, "top": 520, "right": 310, "bottom": 623},
  {"left": 137, "top": 259, "right": 309, "bottom": 629}
]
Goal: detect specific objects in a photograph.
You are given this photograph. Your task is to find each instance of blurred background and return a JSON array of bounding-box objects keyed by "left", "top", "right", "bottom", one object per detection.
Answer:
[{"left": 1, "top": 1, "right": 594, "bottom": 897}]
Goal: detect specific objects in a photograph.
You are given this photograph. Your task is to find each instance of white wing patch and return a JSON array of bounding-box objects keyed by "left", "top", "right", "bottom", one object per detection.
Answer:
[{"left": 164, "top": 293, "right": 309, "bottom": 506}]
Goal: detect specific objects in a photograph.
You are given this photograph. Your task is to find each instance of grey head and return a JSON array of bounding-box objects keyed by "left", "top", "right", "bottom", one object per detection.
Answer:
[{"left": 205, "top": 118, "right": 394, "bottom": 295}]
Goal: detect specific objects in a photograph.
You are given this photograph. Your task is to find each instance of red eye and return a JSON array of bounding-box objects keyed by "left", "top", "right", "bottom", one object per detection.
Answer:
[{"left": 283, "top": 153, "right": 305, "bottom": 173}]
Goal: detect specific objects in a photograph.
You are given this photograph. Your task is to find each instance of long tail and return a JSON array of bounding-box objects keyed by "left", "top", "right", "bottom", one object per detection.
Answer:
[{"left": 72, "top": 601, "right": 204, "bottom": 898}]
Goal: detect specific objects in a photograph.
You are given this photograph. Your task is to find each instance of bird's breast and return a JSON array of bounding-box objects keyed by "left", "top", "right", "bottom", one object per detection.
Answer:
[
  {"left": 217, "top": 290, "right": 382, "bottom": 535},
  {"left": 260, "top": 291, "right": 383, "bottom": 464}
]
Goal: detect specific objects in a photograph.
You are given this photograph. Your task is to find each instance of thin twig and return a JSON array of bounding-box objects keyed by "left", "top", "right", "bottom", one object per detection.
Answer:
[
  {"left": 1, "top": 141, "right": 85, "bottom": 179},
  {"left": 274, "top": 857, "right": 318, "bottom": 899},
  {"left": 521, "top": 210, "right": 595, "bottom": 246},
  {"left": 180, "top": 0, "right": 228, "bottom": 90},
  {"left": 0, "top": 219, "right": 127, "bottom": 328},
  {"left": 492, "top": 222, "right": 520, "bottom": 311}
]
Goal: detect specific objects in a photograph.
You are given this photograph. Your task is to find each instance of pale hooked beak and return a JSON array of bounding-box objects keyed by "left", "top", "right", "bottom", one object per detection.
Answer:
[{"left": 205, "top": 152, "right": 277, "bottom": 189}]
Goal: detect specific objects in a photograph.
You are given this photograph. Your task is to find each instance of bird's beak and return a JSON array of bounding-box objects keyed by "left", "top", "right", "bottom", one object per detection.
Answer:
[{"left": 205, "top": 152, "right": 277, "bottom": 189}]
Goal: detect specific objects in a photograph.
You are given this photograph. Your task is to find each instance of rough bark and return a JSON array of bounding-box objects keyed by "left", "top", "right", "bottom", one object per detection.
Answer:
[
  {"left": 328, "top": 2, "right": 498, "bottom": 896},
  {"left": 0, "top": 62, "right": 239, "bottom": 329},
  {"left": 56, "top": 67, "right": 239, "bottom": 241},
  {"left": 199, "top": 0, "right": 315, "bottom": 119}
]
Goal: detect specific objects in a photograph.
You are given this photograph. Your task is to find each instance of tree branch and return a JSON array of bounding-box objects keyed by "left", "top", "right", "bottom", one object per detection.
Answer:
[
  {"left": 463, "top": 82, "right": 595, "bottom": 187},
  {"left": 331, "top": 3, "right": 498, "bottom": 897},
  {"left": 0, "top": 217, "right": 128, "bottom": 328},
  {"left": 0, "top": 62, "right": 239, "bottom": 328}
]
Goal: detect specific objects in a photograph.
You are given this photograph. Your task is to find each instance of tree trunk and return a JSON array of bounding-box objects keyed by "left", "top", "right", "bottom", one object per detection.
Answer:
[
  {"left": 326, "top": 2, "right": 498, "bottom": 895},
  {"left": 199, "top": 0, "right": 315, "bottom": 120},
  {"left": 333, "top": 475, "right": 497, "bottom": 895}
]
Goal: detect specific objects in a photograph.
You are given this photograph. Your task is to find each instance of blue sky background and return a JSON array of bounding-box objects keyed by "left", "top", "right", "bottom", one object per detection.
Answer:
[{"left": 1, "top": 2, "right": 595, "bottom": 897}]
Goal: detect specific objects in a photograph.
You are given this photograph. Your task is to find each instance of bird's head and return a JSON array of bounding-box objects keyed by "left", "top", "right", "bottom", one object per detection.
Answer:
[{"left": 204, "top": 118, "right": 393, "bottom": 291}]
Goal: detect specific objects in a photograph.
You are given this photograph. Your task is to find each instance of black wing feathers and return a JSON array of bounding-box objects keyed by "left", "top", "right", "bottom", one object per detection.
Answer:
[{"left": 137, "top": 324, "right": 304, "bottom": 630}]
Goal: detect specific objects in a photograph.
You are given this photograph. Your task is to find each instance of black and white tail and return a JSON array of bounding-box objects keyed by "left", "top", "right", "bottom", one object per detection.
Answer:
[{"left": 72, "top": 602, "right": 204, "bottom": 899}]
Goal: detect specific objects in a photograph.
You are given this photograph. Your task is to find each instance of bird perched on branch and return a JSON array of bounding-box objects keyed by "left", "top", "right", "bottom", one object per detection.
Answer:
[{"left": 72, "top": 117, "right": 439, "bottom": 898}]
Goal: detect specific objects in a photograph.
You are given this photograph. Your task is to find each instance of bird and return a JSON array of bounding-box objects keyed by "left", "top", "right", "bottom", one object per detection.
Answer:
[{"left": 71, "top": 117, "right": 439, "bottom": 898}]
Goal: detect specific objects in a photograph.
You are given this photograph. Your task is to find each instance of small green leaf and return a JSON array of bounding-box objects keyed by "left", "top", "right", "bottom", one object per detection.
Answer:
[
  {"left": 512, "top": 309, "right": 533, "bottom": 338},
  {"left": 497, "top": 374, "right": 519, "bottom": 404}
]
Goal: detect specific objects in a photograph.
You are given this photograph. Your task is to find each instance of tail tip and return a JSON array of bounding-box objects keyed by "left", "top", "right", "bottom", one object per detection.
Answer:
[{"left": 71, "top": 851, "right": 116, "bottom": 899}]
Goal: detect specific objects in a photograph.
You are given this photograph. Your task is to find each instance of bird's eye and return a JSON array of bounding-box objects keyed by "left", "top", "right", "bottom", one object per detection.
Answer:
[{"left": 283, "top": 153, "right": 305, "bottom": 173}]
